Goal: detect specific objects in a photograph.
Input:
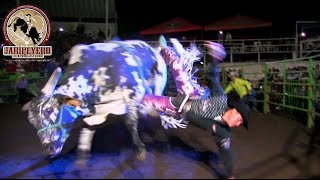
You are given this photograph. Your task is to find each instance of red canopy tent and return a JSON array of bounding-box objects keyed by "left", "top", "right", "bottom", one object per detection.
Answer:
[
  {"left": 140, "top": 17, "right": 202, "bottom": 35},
  {"left": 204, "top": 15, "right": 272, "bottom": 31}
]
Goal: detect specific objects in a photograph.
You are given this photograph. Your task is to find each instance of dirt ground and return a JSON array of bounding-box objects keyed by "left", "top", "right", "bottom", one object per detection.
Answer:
[{"left": 0, "top": 103, "right": 319, "bottom": 179}]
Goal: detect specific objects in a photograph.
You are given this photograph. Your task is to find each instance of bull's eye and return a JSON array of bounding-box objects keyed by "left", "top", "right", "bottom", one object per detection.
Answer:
[{"left": 45, "top": 108, "right": 53, "bottom": 116}]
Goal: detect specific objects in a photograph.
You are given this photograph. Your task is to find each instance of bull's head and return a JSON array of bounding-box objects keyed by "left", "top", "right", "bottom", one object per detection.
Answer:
[{"left": 22, "top": 67, "right": 81, "bottom": 157}]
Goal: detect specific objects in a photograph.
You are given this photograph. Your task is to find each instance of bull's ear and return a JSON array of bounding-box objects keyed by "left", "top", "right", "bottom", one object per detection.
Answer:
[
  {"left": 63, "top": 96, "right": 82, "bottom": 107},
  {"left": 21, "top": 101, "right": 31, "bottom": 111},
  {"left": 41, "top": 67, "right": 62, "bottom": 96}
]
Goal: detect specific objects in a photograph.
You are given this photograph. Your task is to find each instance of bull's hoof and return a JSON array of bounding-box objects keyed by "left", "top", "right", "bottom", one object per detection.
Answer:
[
  {"left": 136, "top": 148, "right": 147, "bottom": 161},
  {"left": 75, "top": 158, "right": 88, "bottom": 168},
  {"left": 42, "top": 148, "right": 56, "bottom": 159},
  {"left": 75, "top": 150, "right": 90, "bottom": 167}
]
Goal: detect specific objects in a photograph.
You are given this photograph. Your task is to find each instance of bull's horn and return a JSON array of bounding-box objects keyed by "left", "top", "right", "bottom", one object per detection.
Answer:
[
  {"left": 41, "top": 67, "right": 62, "bottom": 96},
  {"left": 159, "top": 35, "right": 167, "bottom": 49},
  {"left": 21, "top": 101, "right": 31, "bottom": 111}
]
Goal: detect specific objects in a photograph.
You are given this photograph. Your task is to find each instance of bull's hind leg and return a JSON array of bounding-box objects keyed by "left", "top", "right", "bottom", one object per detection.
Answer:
[
  {"left": 31, "top": 38, "right": 37, "bottom": 45},
  {"left": 125, "top": 100, "right": 146, "bottom": 161}
]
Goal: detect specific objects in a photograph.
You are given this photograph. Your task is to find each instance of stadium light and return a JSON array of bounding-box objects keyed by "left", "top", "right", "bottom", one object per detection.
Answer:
[{"left": 295, "top": 21, "right": 319, "bottom": 58}]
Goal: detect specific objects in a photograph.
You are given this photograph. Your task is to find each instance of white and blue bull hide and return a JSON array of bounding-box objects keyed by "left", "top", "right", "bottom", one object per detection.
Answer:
[{"left": 22, "top": 40, "right": 167, "bottom": 161}]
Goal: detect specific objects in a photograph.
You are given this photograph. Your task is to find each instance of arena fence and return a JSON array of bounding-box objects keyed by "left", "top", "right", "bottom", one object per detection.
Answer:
[
  {"left": 0, "top": 72, "right": 48, "bottom": 102},
  {"left": 213, "top": 54, "right": 320, "bottom": 128}
]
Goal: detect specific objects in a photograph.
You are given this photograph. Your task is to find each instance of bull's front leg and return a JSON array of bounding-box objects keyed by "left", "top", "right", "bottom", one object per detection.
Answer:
[
  {"left": 125, "top": 100, "right": 146, "bottom": 161},
  {"left": 76, "top": 127, "right": 96, "bottom": 167}
]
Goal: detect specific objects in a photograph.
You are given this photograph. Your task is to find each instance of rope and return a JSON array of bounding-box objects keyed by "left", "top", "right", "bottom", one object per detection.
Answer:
[{"left": 37, "top": 104, "right": 80, "bottom": 142}]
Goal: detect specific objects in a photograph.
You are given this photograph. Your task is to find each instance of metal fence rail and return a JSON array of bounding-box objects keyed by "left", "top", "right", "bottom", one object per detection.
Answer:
[
  {"left": 215, "top": 55, "right": 320, "bottom": 128},
  {"left": 0, "top": 72, "right": 47, "bottom": 102}
]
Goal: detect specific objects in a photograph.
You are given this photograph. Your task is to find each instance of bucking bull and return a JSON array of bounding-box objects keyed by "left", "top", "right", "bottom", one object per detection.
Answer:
[{"left": 22, "top": 39, "right": 170, "bottom": 162}]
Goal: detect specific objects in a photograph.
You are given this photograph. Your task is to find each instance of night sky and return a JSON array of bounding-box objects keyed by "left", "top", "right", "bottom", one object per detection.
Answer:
[{"left": 115, "top": 0, "right": 319, "bottom": 37}]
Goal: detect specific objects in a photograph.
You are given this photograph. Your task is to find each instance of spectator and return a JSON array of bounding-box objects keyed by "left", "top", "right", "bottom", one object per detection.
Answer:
[
  {"left": 16, "top": 74, "right": 28, "bottom": 105},
  {"left": 16, "top": 62, "right": 25, "bottom": 74},
  {"left": 224, "top": 71, "right": 252, "bottom": 105},
  {"left": 248, "top": 82, "right": 258, "bottom": 111},
  {"left": 97, "top": 29, "right": 106, "bottom": 42},
  {"left": 226, "top": 32, "right": 232, "bottom": 42}
]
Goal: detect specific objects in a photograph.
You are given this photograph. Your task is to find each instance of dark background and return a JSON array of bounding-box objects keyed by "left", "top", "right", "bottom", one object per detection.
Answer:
[
  {"left": 115, "top": 0, "right": 320, "bottom": 38},
  {"left": 1, "top": 0, "right": 319, "bottom": 38}
]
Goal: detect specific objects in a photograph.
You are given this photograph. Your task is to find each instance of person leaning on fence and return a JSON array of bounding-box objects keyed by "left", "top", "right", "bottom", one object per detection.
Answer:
[{"left": 224, "top": 71, "right": 252, "bottom": 105}]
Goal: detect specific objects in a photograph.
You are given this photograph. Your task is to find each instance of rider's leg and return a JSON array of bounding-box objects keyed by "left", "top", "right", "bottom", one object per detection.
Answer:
[
  {"left": 206, "top": 61, "right": 225, "bottom": 96},
  {"left": 159, "top": 39, "right": 200, "bottom": 99}
]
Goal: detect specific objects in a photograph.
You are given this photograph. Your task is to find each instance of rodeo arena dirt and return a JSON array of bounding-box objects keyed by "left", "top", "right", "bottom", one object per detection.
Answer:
[{"left": 0, "top": 102, "right": 319, "bottom": 179}]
